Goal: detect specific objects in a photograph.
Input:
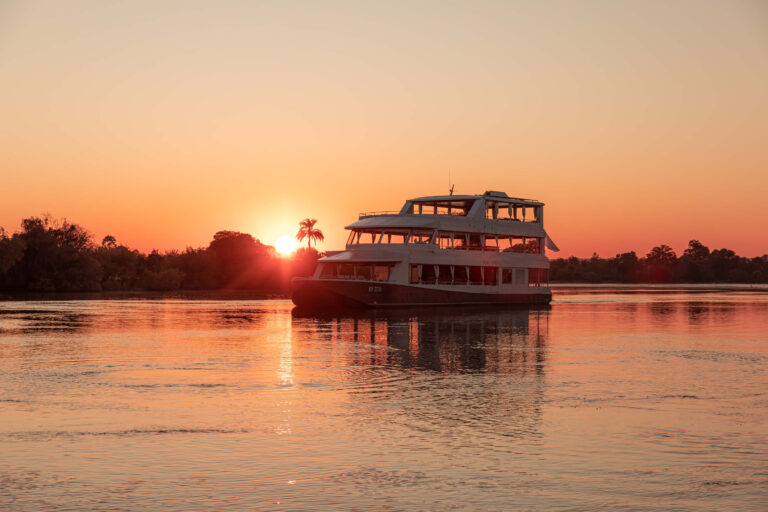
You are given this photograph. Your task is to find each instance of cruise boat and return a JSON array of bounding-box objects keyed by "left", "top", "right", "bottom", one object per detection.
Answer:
[{"left": 291, "top": 191, "right": 558, "bottom": 308}]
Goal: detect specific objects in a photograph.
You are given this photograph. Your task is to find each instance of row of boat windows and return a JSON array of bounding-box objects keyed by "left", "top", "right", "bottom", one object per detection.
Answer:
[
  {"left": 405, "top": 200, "right": 541, "bottom": 223},
  {"left": 410, "top": 265, "right": 548, "bottom": 287},
  {"left": 408, "top": 200, "right": 473, "bottom": 216},
  {"left": 485, "top": 201, "right": 540, "bottom": 222},
  {"left": 320, "top": 263, "right": 395, "bottom": 281},
  {"left": 347, "top": 230, "right": 543, "bottom": 254},
  {"left": 318, "top": 262, "right": 548, "bottom": 287}
]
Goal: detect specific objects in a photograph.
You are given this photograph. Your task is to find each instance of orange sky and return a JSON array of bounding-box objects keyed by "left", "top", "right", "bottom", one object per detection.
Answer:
[{"left": 1, "top": 1, "right": 767, "bottom": 257}]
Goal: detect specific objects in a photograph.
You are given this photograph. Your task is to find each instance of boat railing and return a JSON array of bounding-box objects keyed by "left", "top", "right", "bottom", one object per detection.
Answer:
[{"left": 358, "top": 211, "right": 400, "bottom": 219}]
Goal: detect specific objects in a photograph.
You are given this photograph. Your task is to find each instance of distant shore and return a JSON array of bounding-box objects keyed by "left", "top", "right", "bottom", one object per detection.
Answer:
[
  {"left": 0, "top": 290, "right": 291, "bottom": 302},
  {"left": 550, "top": 283, "right": 768, "bottom": 291},
  {"left": 2, "top": 283, "right": 768, "bottom": 302}
]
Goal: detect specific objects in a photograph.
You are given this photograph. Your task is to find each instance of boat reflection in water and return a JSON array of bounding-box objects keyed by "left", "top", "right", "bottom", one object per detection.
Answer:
[
  {"left": 292, "top": 306, "right": 549, "bottom": 372},
  {"left": 292, "top": 305, "right": 550, "bottom": 440}
]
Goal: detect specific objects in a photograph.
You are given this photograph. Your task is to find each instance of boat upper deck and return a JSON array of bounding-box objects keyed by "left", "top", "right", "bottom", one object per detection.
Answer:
[{"left": 350, "top": 191, "right": 546, "bottom": 236}]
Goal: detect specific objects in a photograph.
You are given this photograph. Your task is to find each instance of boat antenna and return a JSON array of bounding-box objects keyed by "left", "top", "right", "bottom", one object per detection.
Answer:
[{"left": 448, "top": 170, "right": 454, "bottom": 196}]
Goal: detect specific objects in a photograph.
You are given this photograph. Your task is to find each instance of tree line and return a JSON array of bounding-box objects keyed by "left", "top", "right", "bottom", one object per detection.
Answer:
[
  {"left": 550, "top": 241, "right": 768, "bottom": 283},
  {"left": 0, "top": 216, "right": 320, "bottom": 293},
  {"left": 1, "top": 217, "right": 766, "bottom": 292}
]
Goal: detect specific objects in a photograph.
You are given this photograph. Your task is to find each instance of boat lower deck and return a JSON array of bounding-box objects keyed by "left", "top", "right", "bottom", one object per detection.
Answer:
[{"left": 291, "top": 277, "right": 551, "bottom": 309}]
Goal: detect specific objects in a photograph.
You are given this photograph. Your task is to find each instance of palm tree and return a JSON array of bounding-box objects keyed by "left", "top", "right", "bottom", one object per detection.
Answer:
[{"left": 296, "top": 218, "right": 324, "bottom": 249}]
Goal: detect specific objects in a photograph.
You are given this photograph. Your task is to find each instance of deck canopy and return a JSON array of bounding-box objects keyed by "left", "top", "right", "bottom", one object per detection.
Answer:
[{"left": 409, "top": 192, "right": 543, "bottom": 207}]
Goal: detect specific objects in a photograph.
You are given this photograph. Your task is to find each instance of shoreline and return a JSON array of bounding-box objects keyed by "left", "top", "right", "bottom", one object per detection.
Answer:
[
  {"left": 550, "top": 283, "right": 768, "bottom": 292},
  {"left": 0, "top": 290, "right": 291, "bottom": 301},
  {"left": 1, "top": 283, "right": 767, "bottom": 301}
]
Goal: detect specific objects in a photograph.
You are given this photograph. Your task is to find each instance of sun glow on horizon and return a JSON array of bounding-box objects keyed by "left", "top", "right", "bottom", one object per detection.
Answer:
[{"left": 275, "top": 235, "right": 299, "bottom": 256}]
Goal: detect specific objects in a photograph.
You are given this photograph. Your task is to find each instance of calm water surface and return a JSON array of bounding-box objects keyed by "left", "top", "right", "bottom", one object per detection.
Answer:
[{"left": 1, "top": 289, "right": 766, "bottom": 511}]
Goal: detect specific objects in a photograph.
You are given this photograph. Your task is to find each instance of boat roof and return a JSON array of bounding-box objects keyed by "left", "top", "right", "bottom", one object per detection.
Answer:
[
  {"left": 410, "top": 191, "right": 543, "bottom": 206},
  {"left": 346, "top": 215, "right": 547, "bottom": 237}
]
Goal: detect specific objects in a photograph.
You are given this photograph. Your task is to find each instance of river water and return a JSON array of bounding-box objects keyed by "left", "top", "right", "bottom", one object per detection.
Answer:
[{"left": 1, "top": 289, "right": 766, "bottom": 511}]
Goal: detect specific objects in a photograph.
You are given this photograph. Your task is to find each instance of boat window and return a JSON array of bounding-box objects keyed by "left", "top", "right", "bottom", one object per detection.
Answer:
[
  {"left": 356, "top": 264, "right": 373, "bottom": 280},
  {"left": 438, "top": 265, "right": 452, "bottom": 284},
  {"left": 346, "top": 231, "right": 358, "bottom": 245},
  {"left": 508, "top": 236, "right": 526, "bottom": 253},
  {"left": 320, "top": 263, "right": 336, "bottom": 278},
  {"left": 468, "top": 234, "right": 482, "bottom": 250},
  {"left": 338, "top": 264, "right": 355, "bottom": 278},
  {"left": 484, "top": 267, "right": 498, "bottom": 285},
  {"left": 421, "top": 264, "right": 437, "bottom": 284},
  {"left": 498, "top": 237, "right": 512, "bottom": 252},
  {"left": 357, "top": 231, "right": 378, "bottom": 244},
  {"left": 496, "top": 204, "right": 514, "bottom": 220},
  {"left": 484, "top": 235, "right": 498, "bottom": 252},
  {"left": 385, "top": 232, "right": 407, "bottom": 244},
  {"left": 453, "top": 233, "right": 467, "bottom": 250},
  {"left": 528, "top": 268, "right": 547, "bottom": 287},
  {"left": 501, "top": 268, "right": 513, "bottom": 284},
  {"left": 410, "top": 230, "right": 434, "bottom": 244},
  {"left": 519, "top": 206, "right": 540, "bottom": 223},
  {"left": 453, "top": 266, "right": 468, "bottom": 285},
  {"left": 469, "top": 266, "right": 483, "bottom": 285},
  {"left": 373, "top": 265, "right": 393, "bottom": 281},
  {"left": 438, "top": 232, "right": 453, "bottom": 249},
  {"left": 410, "top": 265, "right": 419, "bottom": 284},
  {"left": 486, "top": 201, "right": 497, "bottom": 219},
  {"left": 515, "top": 268, "right": 526, "bottom": 284},
  {"left": 525, "top": 238, "right": 540, "bottom": 254},
  {"left": 486, "top": 201, "right": 516, "bottom": 220}
]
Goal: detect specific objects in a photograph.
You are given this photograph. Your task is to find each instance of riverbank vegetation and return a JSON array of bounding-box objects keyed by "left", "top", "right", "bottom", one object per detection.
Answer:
[
  {"left": 0, "top": 216, "right": 319, "bottom": 293},
  {"left": 550, "top": 241, "right": 768, "bottom": 283},
  {"left": 1, "top": 216, "right": 766, "bottom": 292}
]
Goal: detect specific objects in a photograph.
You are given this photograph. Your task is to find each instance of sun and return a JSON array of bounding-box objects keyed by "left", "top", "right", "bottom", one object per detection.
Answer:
[{"left": 275, "top": 235, "right": 299, "bottom": 256}]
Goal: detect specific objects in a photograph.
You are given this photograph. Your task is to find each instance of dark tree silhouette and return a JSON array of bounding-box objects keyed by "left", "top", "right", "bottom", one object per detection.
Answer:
[
  {"left": 680, "top": 240, "right": 713, "bottom": 282},
  {"left": 614, "top": 252, "right": 640, "bottom": 282},
  {"left": 683, "top": 240, "right": 710, "bottom": 260},
  {"left": 550, "top": 240, "right": 767, "bottom": 284},
  {"left": 207, "top": 231, "right": 280, "bottom": 289},
  {"left": 644, "top": 245, "right": 677, "bottom": 282},
  {"left": 101, "top": 235, "right": 117, "bottom": 249},
  {"left": 296, "top": 219, "right": 324, "bottom": 249},
  {"left": 4, "top": 216, "right": 102, "bottom": 291},
  {"left": 0, "top": 228, "right": 26, "bottom": 276}
]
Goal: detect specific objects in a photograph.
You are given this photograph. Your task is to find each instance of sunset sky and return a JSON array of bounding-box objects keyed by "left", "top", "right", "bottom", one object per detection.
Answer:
[{"left": 1, "top": 0, "right": 766, "bottom": 257}]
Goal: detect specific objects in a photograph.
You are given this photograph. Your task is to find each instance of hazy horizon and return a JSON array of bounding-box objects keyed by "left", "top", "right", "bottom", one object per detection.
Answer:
[{"left": 2, "top": 1, "right": 767, "bottom": 257}]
